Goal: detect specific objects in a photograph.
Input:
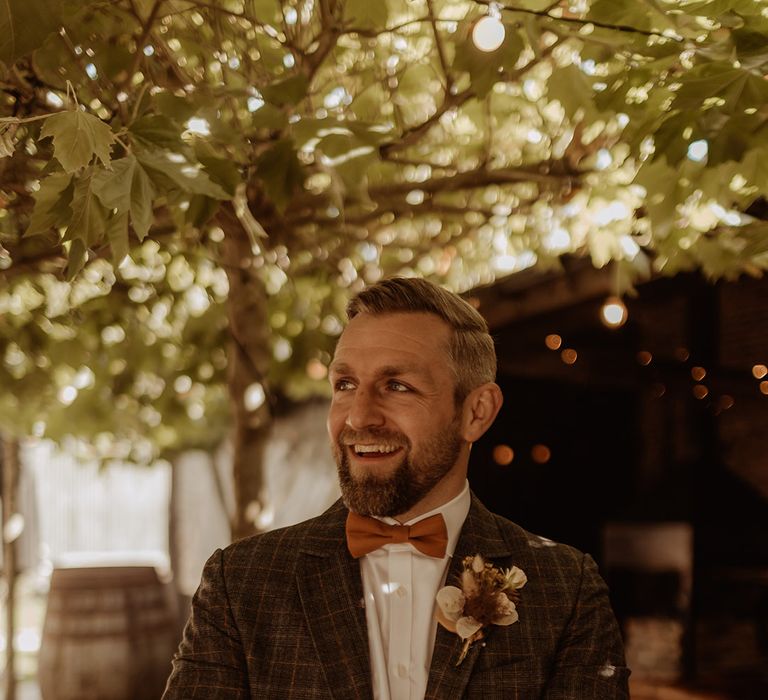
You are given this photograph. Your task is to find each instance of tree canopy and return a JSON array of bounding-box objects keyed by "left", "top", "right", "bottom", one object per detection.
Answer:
[{"left": 1, "top": 0, "right": 767, "bottom": 531}]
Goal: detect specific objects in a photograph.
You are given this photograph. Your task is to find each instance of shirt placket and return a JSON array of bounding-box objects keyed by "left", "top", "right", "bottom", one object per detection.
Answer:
[{"left": 387, "top": 547, "right": 413, "bottom": 699}]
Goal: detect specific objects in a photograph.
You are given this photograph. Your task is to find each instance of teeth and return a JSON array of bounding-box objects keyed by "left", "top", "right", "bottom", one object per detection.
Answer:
[{"left": 354, "top": 444, "right": 399, "bottom": 454}]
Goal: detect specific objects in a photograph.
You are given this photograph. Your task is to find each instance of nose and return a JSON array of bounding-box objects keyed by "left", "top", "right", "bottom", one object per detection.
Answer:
[{"left": 345, "top": 388, "right": 385, "bottom": 431}]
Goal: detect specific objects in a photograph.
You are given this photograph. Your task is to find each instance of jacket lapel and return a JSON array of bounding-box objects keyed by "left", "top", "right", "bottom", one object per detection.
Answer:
[
  {"left": 424, "top": 493, "right": 517, "bottom": 700},
  {"left": 296, "top": 501, "right": 372, "bottom": 700}
]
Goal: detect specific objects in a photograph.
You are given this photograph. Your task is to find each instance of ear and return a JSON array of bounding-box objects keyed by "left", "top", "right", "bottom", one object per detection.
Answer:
[{"left": 458, "top": 382, "right": 503, "bottom": 443}]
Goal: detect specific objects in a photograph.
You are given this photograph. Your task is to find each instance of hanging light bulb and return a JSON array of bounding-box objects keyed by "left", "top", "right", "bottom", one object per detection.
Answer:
[
  {"left": 472, "top": 16, "right": 506, "bottom": 52},
  {"left": 600, "top": 296, "right": 628, "bottom": 328}
]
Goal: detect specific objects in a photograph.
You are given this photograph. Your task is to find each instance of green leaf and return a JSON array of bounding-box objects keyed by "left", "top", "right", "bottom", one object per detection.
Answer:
[
  {"left": 153, "top": 92, "right": 198, "bottom": 123},
  {"left": 740, "top": 222, "right": 768, "bottom": 258},
  {"left": 652, "top": 112, "right": 701, "bottom": 165},
  {"left": 674, "top": 64, "right": 768, "bottom": 114},
  {"left": 136, "top": 150, "right": 229, "bottom": 199},
  {"left": 185, "top": 195, "right": 220, "bottom": 228},
  {"left": 65, "top": 239, "right": 88, "bottom": 281},
  {"left": 95, "top": 43, "right": 134, "bottom": 83},
  {"left": 105, "top": 210, "right": 130, "bottom": 266},
  {"left": 680, "top": 0, "right": 762, "bottom": 17},
  {"left": 740, "top": 148, "right": 768, "bottom": 191},
  {"left": 255, "top": 139, "right": 304, "bottom": 213},
  {"left": 129, "top": 114, "right": 184, "bottom": 150},
  {"left": 130, "top": 160, "right": 156, "bottom": 241},
  {"left": 343, "top": 0, "right": 389, "bottom": 30},
  {"left": 351, "top": 84, "right": 389, "bottom": 122},
  {"left": 261, "top": 74, "right": 309, "bottom": 107},
  {"left": 635, "top": 158, "right": 685, "bottom": 236},
  {"left": 706, "top": 115, "right": 766, "bottom": 165},
  {"left": 40, "top": 110, "right": 115, "bottom": 173},
  {"left": 499, "top": 29, "right": 525, "bottom": 73},
  {"left": 547, "top": 65, "right": 598, "bottom": 121},
  {"left": 335, "top": 150, "right": 379, "bottom": 198},
  {"left": 588, "top": 0, "right": 677, "bottom": 33},
  {"left": 92, "top": 156, "right": 136, "bottom": 212},
  {"left": 248, "top": 0, "right": 282, "bottom": 23},
  {"left": 0, "top": 0, "right": 61, "bottom": 62},
  {"left": 197, "top": 155, "right": 242, "bottom": 197},
  {"left": 25, "top": 173, "right": 74, "bottom": 237},
  {"left": 250, "top": 103, "right": 288, "bottom": 130},
  {"left": 65, "top": 173, "right": 108, "bottom": 247},
  {"left": 452, "top": 33, "right": 505, "bottom": 99},
  {"left": 0, "top": 126, "right": 16, "bottom": 158}
]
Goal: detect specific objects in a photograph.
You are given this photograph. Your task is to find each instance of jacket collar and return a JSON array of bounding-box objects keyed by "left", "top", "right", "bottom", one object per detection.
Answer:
[
  {"left": 424, "top": 493, "right": 521, "bottom": 699},
  {"left": 296, "top": 500, "right": 371, "bottom": 699},
  {"left": 295, "top": 494, "right": 521, "bottom": 700}
]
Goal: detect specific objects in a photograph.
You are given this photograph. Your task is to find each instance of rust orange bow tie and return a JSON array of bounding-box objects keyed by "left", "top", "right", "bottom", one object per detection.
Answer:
[{"left": 345, "top": 511, "right": 448, "bottom": 559}]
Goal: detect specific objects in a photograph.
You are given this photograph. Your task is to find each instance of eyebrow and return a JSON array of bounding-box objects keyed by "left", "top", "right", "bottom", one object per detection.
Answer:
[{"left": 329, "top": 362, "right": 429, "bottom": 381}]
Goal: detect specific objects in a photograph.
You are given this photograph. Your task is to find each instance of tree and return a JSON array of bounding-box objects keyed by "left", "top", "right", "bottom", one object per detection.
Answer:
[{"left": 1, "top": 0, "right": 767, "bottom": 543}]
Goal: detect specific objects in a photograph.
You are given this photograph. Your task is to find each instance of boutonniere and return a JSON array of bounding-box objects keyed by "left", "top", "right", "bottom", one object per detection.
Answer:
[{"left": 435, "top": 554, "right": 527, "bottom": 666}]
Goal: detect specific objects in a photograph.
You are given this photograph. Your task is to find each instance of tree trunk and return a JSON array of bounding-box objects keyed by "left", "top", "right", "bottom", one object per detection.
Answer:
[
  {"left": 219, "top": 207, "right": 273, "bottom": 541},
  {"left": 1, "top": 434, "right": 19, "bottom": 700}
]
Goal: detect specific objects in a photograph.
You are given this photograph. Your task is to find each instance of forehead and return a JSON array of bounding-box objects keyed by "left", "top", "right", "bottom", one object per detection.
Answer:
[{"left": 331, "top": 312, "right": 452, "bottom": 374}]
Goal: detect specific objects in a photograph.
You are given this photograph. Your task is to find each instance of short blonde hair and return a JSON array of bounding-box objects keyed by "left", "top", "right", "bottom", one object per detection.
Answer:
[{"left": 346, "top": 277, "right": 496, "bottom": 403}]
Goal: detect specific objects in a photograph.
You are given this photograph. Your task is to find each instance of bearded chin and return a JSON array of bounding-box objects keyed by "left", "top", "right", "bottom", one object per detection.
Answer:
[
  {"left": 336, "top": 449, "right": 413, "bottom": 517},
  {"left": 334, "top": 425, "right": 463, "bottom": 518}
]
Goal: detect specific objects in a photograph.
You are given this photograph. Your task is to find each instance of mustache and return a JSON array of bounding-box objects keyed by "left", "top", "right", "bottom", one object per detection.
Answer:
[{"left": 338, "top": 427, "right": 409, "bottom": 448}]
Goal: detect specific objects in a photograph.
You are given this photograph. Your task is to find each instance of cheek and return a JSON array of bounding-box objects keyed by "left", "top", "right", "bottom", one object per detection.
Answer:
[{"left": 327, "top": 403, "right": 344, "bottom": 437}]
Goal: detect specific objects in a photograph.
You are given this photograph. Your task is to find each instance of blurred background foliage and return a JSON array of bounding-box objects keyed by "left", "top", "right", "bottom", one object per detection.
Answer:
[{"left": 1, "top": 0, "right": 767, "bottom": 534}]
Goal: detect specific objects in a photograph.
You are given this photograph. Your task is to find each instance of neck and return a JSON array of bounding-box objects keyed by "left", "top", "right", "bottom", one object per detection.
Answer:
[{"left": 392, "top": 468, "right": 467, "bottom": 523}]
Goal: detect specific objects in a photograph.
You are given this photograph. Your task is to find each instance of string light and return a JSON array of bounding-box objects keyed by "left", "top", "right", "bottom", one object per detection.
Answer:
[
  {"left": 545, "top": 334, "right": 562, "bottom": 350},
  {"left": 692, "top": 385, "right": 708, "bottom": 400},
  {"left": 600, "top": 296, "right": 628, "bottom": 328},
  {"left": 691, "top": 366, "right": 706, "bottom": 381},
  {"left": 472, "top": 16, "right": 506, "bottom": 52},
  {"left": 531, "top": 445, "right": 551, "bottom": 464},
  {"left": 493, "top": 445, "right": 514, "bottom": 466},
  {"left": 752, "top": 364, "right": 767, "bottom": 379},
  {"left": 718, "top": 395, "right": 735, "bottom": 411},
  {"left": 636, "top": 351, "right": 652, "bottom": 366},
  {"left": 560, "top": 348, "right": 578, "bottom": 365}
]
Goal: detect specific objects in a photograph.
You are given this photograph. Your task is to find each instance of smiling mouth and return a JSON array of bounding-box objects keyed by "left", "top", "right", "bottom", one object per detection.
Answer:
[{"left": 349, "top": 444, "right": 403, "bottom": 459}]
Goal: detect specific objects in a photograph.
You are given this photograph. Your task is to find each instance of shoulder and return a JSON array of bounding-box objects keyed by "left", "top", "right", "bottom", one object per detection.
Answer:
[
  {"left": 478, "top": 510, "right": 611, "bottom": 620},
  {"left": 474, "top": 502, "right": 599, "bottom": 599},
  {"left": 493, "top": 510, "right": 586, "bottom": 566},
  {"left": 216, "top": 499, "right": 348, "bottom": 574},
  {"left": 469, "top": 493, "right": 587, "bottom": 570}
]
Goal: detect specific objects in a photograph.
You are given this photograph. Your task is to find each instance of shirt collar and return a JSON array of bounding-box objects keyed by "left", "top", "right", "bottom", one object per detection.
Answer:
[{"left": 379, "top": 480, "right": 470, "bottom": 558}]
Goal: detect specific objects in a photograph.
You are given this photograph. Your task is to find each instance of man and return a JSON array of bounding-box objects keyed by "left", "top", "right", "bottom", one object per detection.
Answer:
[{"left": 163, "top": 277, "right": 629, "bottom": 699}]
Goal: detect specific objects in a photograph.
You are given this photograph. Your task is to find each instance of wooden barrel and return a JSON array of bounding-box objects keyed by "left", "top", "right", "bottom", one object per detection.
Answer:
[{"left": 38, "top": 566, "right": 178, "bottom": 700}]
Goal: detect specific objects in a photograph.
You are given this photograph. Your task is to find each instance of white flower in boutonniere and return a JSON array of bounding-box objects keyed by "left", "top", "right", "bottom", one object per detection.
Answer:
[{"left": 435, "top": 554, "right": 527, "bottom": 666}]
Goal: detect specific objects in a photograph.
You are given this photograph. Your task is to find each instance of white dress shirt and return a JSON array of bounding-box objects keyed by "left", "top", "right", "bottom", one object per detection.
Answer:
[{"left": 359, "top": 481, "right": 471, "bottom": 700}]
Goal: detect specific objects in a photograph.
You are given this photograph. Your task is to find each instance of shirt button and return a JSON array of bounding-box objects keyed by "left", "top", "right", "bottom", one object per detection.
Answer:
[
  {"left": 396, "top": 586, "right": 407, "bottom": 598},
  {"left": 397, "top": 663, "right": 408, "bottom": 679}
]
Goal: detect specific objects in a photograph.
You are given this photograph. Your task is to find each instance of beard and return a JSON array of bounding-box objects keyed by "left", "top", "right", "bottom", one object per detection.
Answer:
[{"left": 333, "top": 417, "right": 464, "bottom": 518}]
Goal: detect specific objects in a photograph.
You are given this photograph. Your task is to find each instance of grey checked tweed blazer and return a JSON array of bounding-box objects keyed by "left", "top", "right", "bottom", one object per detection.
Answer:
[{"left": 163, "top": 493, "right": 629, "bottom": 699}]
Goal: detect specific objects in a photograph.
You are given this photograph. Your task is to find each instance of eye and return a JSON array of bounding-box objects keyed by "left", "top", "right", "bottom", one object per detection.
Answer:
[
  {"left": 333, "top": 379, "right": 355, "bottom": 392},
  {"left": 387, "top": 380, "right": 410, "bottom": 392}
]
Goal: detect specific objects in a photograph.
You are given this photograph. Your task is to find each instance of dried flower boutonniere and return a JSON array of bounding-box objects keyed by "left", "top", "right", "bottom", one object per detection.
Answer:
[{"left": 435, "top": 554, "right": 527, "bottom": 665}]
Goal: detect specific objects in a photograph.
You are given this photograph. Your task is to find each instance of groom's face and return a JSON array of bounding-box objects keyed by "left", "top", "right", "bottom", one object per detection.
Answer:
[{"left": 327, "top": 311, "right": 467, "bottom": 519}]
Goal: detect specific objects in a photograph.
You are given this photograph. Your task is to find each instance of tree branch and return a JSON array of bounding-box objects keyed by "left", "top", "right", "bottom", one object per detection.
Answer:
[
  {"left": 425, "top": 0, "right": 452, "bottom": 94},
  {"left": 480, "top": 0, "right": 684, "bottom": 41},
  {"left": 118, "top": 0, "right": 166, "bottom": 94},
  {"left": 380, "top": 34, "right": 566, "bottom": 159},
  {"left": 302, "top": 0, "right": 340, "bottom": 83}
]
